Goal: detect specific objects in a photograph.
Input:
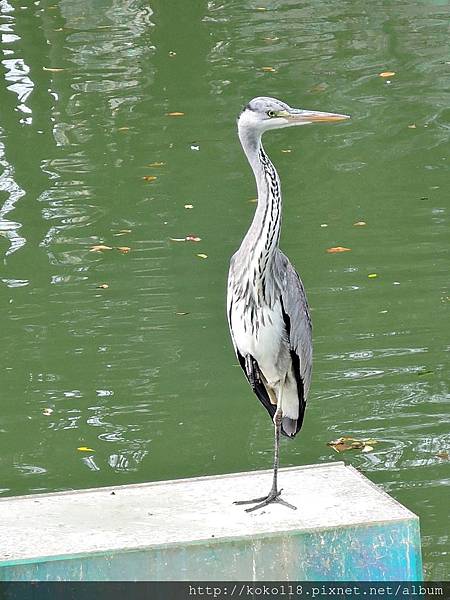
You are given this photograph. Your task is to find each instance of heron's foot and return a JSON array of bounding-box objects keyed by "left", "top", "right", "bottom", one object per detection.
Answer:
[{"left": 233, "top": 488, "right": 297, "bottom": 512}]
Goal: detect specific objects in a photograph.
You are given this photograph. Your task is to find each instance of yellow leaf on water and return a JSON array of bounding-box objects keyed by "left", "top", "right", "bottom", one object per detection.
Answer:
[
  {"left": 379, "top": 71, "right": 396, "bottom": 78},
  {"left": 118, "top": 127, "right": 129, "bottom": 131},
  {"left": 43, "top": 67, "right": 64, "bottom": 72},
  {"left": 142, "top": 175, "right": 157, "bottom": 182},
  {"left": 326, "top": 246, "right": 351, "bottom": 253},
  {"left": 77, "top": 447, "right": 94, "bottom": 452},
  {"left": 97, "top": 283, "right": 109, "bottom": 289},
  {"left": 167, "top": 112, "right": 185, "bottom": 117},
  {"left": 184, "top": 204, "right": 194, "bottom": 209},
  {"left": 353, "top": 221, "right": 367, "bottom": 226},
  {"left": 368, "top": 273, "right": 378, "bottom": 278},
  {"left": 408, "top": 124, "right": 417, "bottom": 129},
  {"left": 197, "top": 253, "right": 208, "bottom": 259},
  {"left": 262, "top": 66, "right": 277, "bottom": 73},
  {"left": 116, "top": 246, "right": 131, "bottom": 254},
  {"left": 90, "top": 245, "right": 112, "bottom": 252}
]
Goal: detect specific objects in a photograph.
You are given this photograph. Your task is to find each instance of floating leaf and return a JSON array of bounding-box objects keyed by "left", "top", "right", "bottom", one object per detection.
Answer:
[
  {"left": 197, "top": 253, "right": 208, "bottom": 259},
  {"left": 262, "top": 66, "right": 277, "bottom": 73},
  {"left": 167, "top": 111, "right": 185, "bottom": 117},
  {"left": 417, "top": 369, "right": 434, "bottom": 377},
  {"left": 43, "top": 67, "right": 64, "bottom": 72},
  {"left": 77, "top": 447, "right": 94, "bottom": 452},
  {"left": 118, "top": 127, "right": 129, "bottom": 132},
  {"left": 142, "top": 175, "right": 157, "bottom": 182},
  {"left": 175, "top": 312, "right": 190, "bottom": 316},
  {"left": 185, "top": 235, "right": 201, "bottom": 242},
  {"left": 368, "top": 273, "right": 378, "bottom": 278},
  {"left": 436, "top": 451, "right": 449, "bottom": 460},
  {"left": 184, "top": 204, "right": 194, "bottom": 209},
  {"left": 116, "top": 246, "right": 131, "bottom": 254},
  {"left": 353, "top": 221, "right": 367, "bottom": 226},
  {"left": 408, "top": 124, "right": 417, "bottom": 129},
  {"left": 379, "top": 71, "right": 396, "bottom": 78},
  {"left": 90, "top": 245, "right": 112, "bottom": 252},
  {"left": 328, "top": 436, "right": 378, "bottom": 453},
  {"left": 326, "top": 246, "right": 351, "bottom": 253},
  {"left": 97, "top": 283, "right": 109, "bottom": 289}
]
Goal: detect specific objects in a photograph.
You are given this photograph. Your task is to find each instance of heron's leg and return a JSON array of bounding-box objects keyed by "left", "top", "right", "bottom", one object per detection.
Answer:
[{"left": 234, "top": 380, "right": 296, "bottom": 512}]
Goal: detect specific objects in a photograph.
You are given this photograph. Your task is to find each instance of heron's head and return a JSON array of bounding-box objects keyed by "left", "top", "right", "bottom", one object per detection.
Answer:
[{"left": 238, "top": 96, "right": 350, "bottom": 135}]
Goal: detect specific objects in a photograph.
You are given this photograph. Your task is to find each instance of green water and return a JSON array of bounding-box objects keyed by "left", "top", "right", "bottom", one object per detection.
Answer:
[{"left": 0, "top": 0, "right": 449, "bottom": 579}]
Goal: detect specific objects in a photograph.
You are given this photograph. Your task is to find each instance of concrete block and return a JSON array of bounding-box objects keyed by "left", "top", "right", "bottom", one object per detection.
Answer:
[{"left": 0, "top": 462, "right": 422, "bottom": 580}]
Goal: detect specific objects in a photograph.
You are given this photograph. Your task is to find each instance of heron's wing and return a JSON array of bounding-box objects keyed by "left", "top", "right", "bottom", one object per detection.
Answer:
[
  {"left": 227, "top": 256, "right": 276, "bottom": 422},
  {"left": 276, "top": 251, "right": 313, "bottom": 430}
]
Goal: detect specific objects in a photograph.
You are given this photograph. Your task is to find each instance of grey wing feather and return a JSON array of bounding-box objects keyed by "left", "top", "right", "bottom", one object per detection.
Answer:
[{"left": 276, "top": 251, "right": 313, "bottom": 398}]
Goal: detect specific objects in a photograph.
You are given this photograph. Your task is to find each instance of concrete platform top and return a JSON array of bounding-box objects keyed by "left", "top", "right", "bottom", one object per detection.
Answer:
[{"left": 0, "top": 462, "right": 417, "bottom": 565}]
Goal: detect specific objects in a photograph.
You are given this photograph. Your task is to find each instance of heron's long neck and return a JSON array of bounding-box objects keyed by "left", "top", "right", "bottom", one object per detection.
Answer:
[{"left": 239, "top": 127, "right": 282, "bottom": 283}]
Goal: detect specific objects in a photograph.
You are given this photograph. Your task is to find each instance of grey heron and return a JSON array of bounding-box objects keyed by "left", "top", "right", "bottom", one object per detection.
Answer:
[{"left": 227, "top": 97, "right": 349, "bottom": 512}]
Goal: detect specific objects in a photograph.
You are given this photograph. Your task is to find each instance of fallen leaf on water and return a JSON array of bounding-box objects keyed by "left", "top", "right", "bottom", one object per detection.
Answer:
[
  {"left": 379, "top": 71, "right": 396, "bottom": 78},
  {"left": 408, "top": 124, "right": 417, "bottom": 129},
  {"left": 309, "top": 82, "right": 329, "bottom": 93},
  {"left": 43, "top": 67, "right": 64, "bottom": 72},
  {"left": 118, "top": 127, "right": 129, "bottom": 132},
  {"left": 77, "top": 447, "right": 94, "bottom": 452},
  {"left": 184, "top": 204, "right": 194, "bottom": 209},
  {"left": 262, "top": 66, "right": 277, "bottom": 73},
  {"left": 97, "top": 283, "right": 109, "bottom": 289},
  {"left": 42, "top": 408, "right": 53, "bottom": 416},
  {"left": 353, "top": 221, "right": 367, "bottom": 226},
  {"left": 368, "top": 273, "right": 378, "bottom": 278},
  {"left": 197, "top": 253, "right": 208, "bottom": 259},
  {"left": 328, "top": 436, "right": 378, "bottom": 453},
  {"left": 116, "top": 246, "right": 131, "bottom": 253},
  {"left": 175, "top": 312, "right": 190, "bottom": 316},
  {"left": 148, "top": 162, "right": 165, "bottom": 167},
  {"left": 142, "top": 175, "right": 157, "bottom": 182},
  {"left": 326, "top": 246, "right": 351, "bottom": 253},
  {"left": 417, "top": 369, "right": 434, "bottom": 377},
  {"left": 185, "top": 235, "right": 201, "bottom": 242},
  {"left": 167, "top": 111, "right": 185, "bottom": 117},
  {"left": 436, "top": 451, "right": 449, "bottom": 460},
  {"left": 90, "top": 245, "right": 112, "bottom": 252}
]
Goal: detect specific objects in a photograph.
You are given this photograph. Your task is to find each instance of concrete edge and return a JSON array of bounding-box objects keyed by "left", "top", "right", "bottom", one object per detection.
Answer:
[{"left": 0, "top": 462, "right": 346, "bottom": 503}]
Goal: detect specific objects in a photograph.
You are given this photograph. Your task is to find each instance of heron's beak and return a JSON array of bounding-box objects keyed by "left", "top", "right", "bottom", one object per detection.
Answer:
[{"left": 281, "top": 109, "right": 350, "bottom": 124}]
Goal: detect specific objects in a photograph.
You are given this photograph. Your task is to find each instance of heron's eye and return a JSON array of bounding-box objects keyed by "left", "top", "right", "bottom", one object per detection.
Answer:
[{"left": 267, "top": 110, "right": 277, "bottom": 118}]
